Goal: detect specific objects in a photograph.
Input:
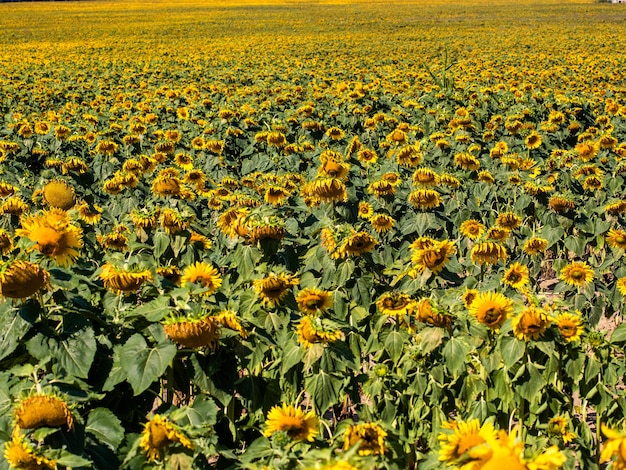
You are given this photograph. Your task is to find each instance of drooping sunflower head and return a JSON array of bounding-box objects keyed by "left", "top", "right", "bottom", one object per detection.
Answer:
[
  {"left": 607, "top": 229, "right": 626, "bottom": 250},
  {"left": 100, "top": 263, "right": 152, "bottom": 294},
  {"left": 343, "top": 422, "right": 387, "bottom": 456},
  {"left": 470, "top": 242, "right": 508, "bottom": 265},
  {"left": 468, "top": 291, "right": 513, "bottom": 331},
  {"left": 410, "top": 239, "right": 456, "bottom": 274},
  {"left": 163, "top": 315, "right": 221, "bottom": 350},
  {"left": 512, "top": 305, "right": 551, "bottom": 341},
  {"left": 140, "top": 414, "right": 193, "bottom": 462},
  {"left": 336, "top": 231, "right": 377, "bottom": 258},
  {"left": 560, "top": 261, "right": 594, "bottom": 287},
  {"left": 376, "top": 292, "right": 413, "bottom": 316},
  {"left": 369, "top": 213, "right": 395, "bottom": 233},
  {"left": 0, "top": 229, "right": 14, "bottom": 255},
  {"left": 408, "top": 189, "right": 442, "bottom": 210},
  {"left": 42, "top": 180, "right": 76, "bottom": 210},
  {"left": 0, "top": 260, "right": 49, "bottom": 300},
  {"left": 14, "top": 393, "right": 73, "bottom": 431},
  {"left": 296, "top": 315, "right": 343, "bottom": 349},
  {"left": 414, "top": 298, "right": 453, "bottom": 328},
  {"left": 263, "top": 404, "right": 318, "bottom": 442},
  {"left": 180, "top": 262, "right": 222, "bottom": 296},
  {"left": 296, "top": 288, "right": 333, "bottom": 315}
]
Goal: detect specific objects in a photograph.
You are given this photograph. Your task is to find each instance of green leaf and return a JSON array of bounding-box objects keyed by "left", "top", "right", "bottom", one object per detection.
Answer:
[
  {"left": 305, "top": 370, "right": 343, "bottom": 414},
  {"left": 611, "top": 323, "right": 626, "bottom": 343},
  {"left": 500, "top": 336, "right": 526, "bottom": 368},
  {"left": 55, "top": 328, "right": 97, "bottom": 378},
  {"left": 419, "top": 327, "right": 444, "bottom": 354},
  {"left": 0, "top": 306, "right": 32, "bottom": 361},
  {"left": 130, "top": 296, "right": 171, "bottom": 322},
  {"left": 120, "top": 334, "right": 177, "bottom": 395},
  {"left": 382, "top": 330, "right": 405, "bottom": 362},
  {"left": 443, "top": 337, "right": 471, "bottom": 375},
  {"left": 153, "top": 231, "right": 170, "bottom": 259},
  {"left": 280, "top": 341, "right": 303, "bottom": 374},
  {"left": 517, "top": 362, "right": 546, "bottom": 403},
  {"left": 86, "top": 408, "right": 125, "bottom": 450}
]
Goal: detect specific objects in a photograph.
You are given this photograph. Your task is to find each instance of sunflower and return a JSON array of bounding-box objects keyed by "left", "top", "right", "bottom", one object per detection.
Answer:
[
  {"left": 468, "top": 291, "right": 513, "bottom": 330},
  {"left": 512, "top": 306, "right": 551, "bottom": 341},
  {"left": 460, "top": 219, "right": 486, "bottom": 239},
  {"left": 357, "top": 148, "right": 378, "bottom": 165},
  {"left": 0, "top": 197, "right": 29, "bottom": 217},
  {"left": 318, "top": 159, "right": 350, "bottom": 180},
  {"left": 600, "top": 423, "right": 626, "bottom": 470},
  {"left": 502, "top": 263, "right": 529, "bottom": 290},
  {"left": 0, "top": 229, "right": 13, "bottom": 254},
  {"left": 470, "top": 242, "right": 507, "bottom": 265},
  {"left": 264, "top": 186, "right": 291, "bottom": 206},
  {"left": 326, "top": 127, "right": 345, "bottom": 140},
  {"left": 454, "top": 152, "right": 481, "bottom": 171},
  {"left": 97, "top": 230, "right": 129, "bottom": 252},
  {"left": 358, "top": 201, "right": 374, "bottom": 219},
  {"left": 157, "top": 266, "right": 182, "bottom": 285},
  {"left": 14, "top": 394, "right": 73, "bottom": 430},
  {"left": 160, "top": 208, "right": 191, "bottom": 234},
  {"left": 607, "top": 229, "right": 626, "bottom": 250},
  {"left": 343, "top": 422, "right": 387, "bottom": 456},
  {"left": 368, "top": 180, "right": 396, "bottom": 198},
  {"left": 555, "top": 312, "right": 584, "bottom": 342},
  {"left": 408, "top": 189, "right": 442, "bottom": 210},
  {"left": 477, "top": 170, "right": 495, "bottom": 184},
  {"left": 376, "top": 292, "right": 413, "bottom": 316},
  {"left": 438, "top": 419, "right": 496, "bottom": 465},
  {"left": 296, "top": 288, "right": 333, "bottom": 314},
  {"left": 140, "top": 414, "right": 193, "bottom": 462},
  {"left": 414, "top": 298, "right": 453, "bottom": 328},
  {"left": 296, "top": 315, "right": 343, "bottom": 348},
  {"left": 151, "top": 176, "right": 182, "bottom": 197},
  {"left": 263, "top": 404, "right": 318, "bottom": 442},
  {"left": 0, "top": 260, "right": 49, "bottom": 299},
  {"left": 523, "top": 237, "right": 549, "bottom": 256},
  {"left": 606, "top": 200, "right": 626, "bottom": 215},
  {"left": 164, "top": 315, "right": 221, "bottom": 349},
  {"left": 466, "top": 428, "right": 527, "bottom": 470},
  {"left": 549, "top": 195, "right": 576, "bottom": 213},
  {"left": 396, "top": 144, "right": 422, "bottom": 167},
  {"left": 336, "top": 231, "right": 377, "bottom": 258},
  {"left": 253, "top": 272, "right": 299, "bottom": 307},
  {"left": 16, "top": 209, "right": 83, "bottom": 266},
  {"left": 95, "top": 139, "right": 118, "bottom": 155},
  {"left": 181, "top": 262, "right": 222, "bottom": 296},
  {"left": 4, "top": 433, "right": 56, "bottom": 470},
  {"left": 560, "top": 261, "right": 594, "bottom": 287},
  {"left": 495, "top": 212, "right": 522, "bottom": 230},
  {"left": 370, "top": 213, "right": 395, "bottom": 233},
  {"left": 42, "top": 180, "right": 76, "bottom": 210},
  {"left": 462, "top": 289, "right": 479, "bottom": 309},
  {"left": 100, "top": 263, "right": 152, "bottom": 294},
  {"left": 215, "top": 310, "right": 248, "bottom": 338},
  {"left": 486, "top": 227, "right": 510, "bottom": 241},
  {"left": 525, "top": 131, "right": 542, "bottom": 150},
  {"left": 412, "top": 168, "right": 439, "bottom": 187},
  {"left": 307, "top": 178, "right": 347, "bottom": 204},
  {"left": 76, "top": 201, "right": 102, "bottom": 224},
  {"left": 547, "top": 416, "right": 576, "bottom": 444},
  {"left": 410, "top": 239, "right": 456, "bottom": 274},
  {"left": 617, "top": 277, "right": 626, "bottom": 296}
]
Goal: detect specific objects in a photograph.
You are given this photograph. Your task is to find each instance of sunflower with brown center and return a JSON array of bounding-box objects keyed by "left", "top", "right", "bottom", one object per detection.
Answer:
[
  {"left": 296, "top": 315, "right": 343, "bottom": 348},
  {"left": 502, "top": 263, "right": 530, "bottom": 290},
  {"left": 470, "top": 242, "right": 507, "bottom": 265},
  {"left": 408, "top": 189, "right": 443, "bottom": 210},
  {"left": 468, "top": 291, "right": 513, "bottom": 331},
  {"left": 343, "top": 422, "right": 387, "bottom": 456},
  {"left": 512, "top": 305, "right": 551, "bottom": 341},
  {"left": 263, "top": 404, "right": 318, "bottom": 441},
  {"left": 253, "top": 272, "right": 299, "bottom": 307},
  {"left": 296, "top": 288, "right": 333, "bottom": 315},
  {"left": 0, "top": 260, "right": 49, "bottom": 299},
  {"left": 560, "top": 261, "right": 594, "bottom": 287},
  {"left": 459, "top": 220, "right": 486, "bottom": 239},
  {"left": 376, "top": 292, "right": 413, "bottom": 316},
  {"left": 555, "top": 312, "right": 584, "bottom": 342},
  {"left": 410, "top": 239, "right": 456, "bottom": 274},
  {"left": 607, "top": 228, "right": 626, "bottom": 250},
  {"left": 336, "top": 231, "right": 377, "bottom": 258}
]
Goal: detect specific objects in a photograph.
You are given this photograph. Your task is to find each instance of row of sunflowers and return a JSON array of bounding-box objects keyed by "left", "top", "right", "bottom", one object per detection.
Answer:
[{"left": 1, "top": 0, "right": 626, "bottom": 469}]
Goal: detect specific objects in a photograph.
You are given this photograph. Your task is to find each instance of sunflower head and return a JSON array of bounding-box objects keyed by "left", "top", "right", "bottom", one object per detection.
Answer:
[
  {"left": 502, "top": 263, "right": 530, "bottom": 290},
  {"left": 14, "top": 393, "right": 73, "bottom": 431},
  {"left": 42, "top": 180, "right": 76, "bottom": 210},
  {"left": 0, "top": 260, "right": 49, "bottom": 300},
  {"left": 263, "top": 404, "right": 318, "bottom": 442},
  {"left": 560, "top": 261, "right": 594, "bottom": 287},
  {"left": 100, "top": 263, "right": 152, "bottom": 294},
  {"left": 180, "top": 262, "right": 222, "bottom": 296},
  {"left": 469, "top": 291, "right": 513, "bottom": 331},
  {"left": 296, "top": 288, "right": 333, "bottom": 315},
  {"left": 438, "top": 419, "right": 496, "bottom": 464},
  {"left": 163, "top": 315, "right": 221, "bottom": 350},
  {"left": 253, "top": 272, "right": 299, "bottom": 307},
  {"left": 343, "top": 422, "right": 387, "bottom": 456},
  {"left": 512, "top": 305, "right": 551, "bottom": 341},
  {"left": 140, "top": 414, "right": 193, "bottom": 462},
  {"left": 4, "top": 433, "right": 56, "bottom": 470},
  {"left": 296, "top": 315, "right": 343, "bottom": 349}
]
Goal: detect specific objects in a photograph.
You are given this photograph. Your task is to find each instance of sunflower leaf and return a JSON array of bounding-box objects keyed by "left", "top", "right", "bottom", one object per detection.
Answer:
[
  {"left": 120, "top": 334, "right": 177, "bottom": 395},
  {"left": 86, "top": 408, "right": 125, "bottom": 450}
]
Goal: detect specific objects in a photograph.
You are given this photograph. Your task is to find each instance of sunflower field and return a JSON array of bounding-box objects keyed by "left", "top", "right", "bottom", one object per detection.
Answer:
[{"left": 1, "top": 0, "right": 626, "bottom": 468}]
